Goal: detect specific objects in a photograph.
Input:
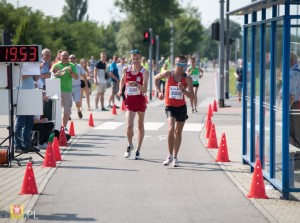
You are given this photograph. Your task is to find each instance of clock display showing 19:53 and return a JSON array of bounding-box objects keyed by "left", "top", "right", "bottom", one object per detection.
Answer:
[{"left": 0, "top": 45, "right": 40, "bottom": 62}]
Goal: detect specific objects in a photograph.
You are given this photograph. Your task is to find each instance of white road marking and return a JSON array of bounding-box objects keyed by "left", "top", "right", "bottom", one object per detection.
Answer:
[
  {"left": 144, "top": 122, "right": 165, "bottom": 130},
  {"left": 198, "top": 97, "right": 216, "bottom": 108},
  {"left": 94, "top": 122, "right": 124, "bottom": 130},
  {"left": 94, "top": 121, "right": 203, "bottom": 132},
  {"left": 183, "top": 123, "right": 203, "bottom": 132}
]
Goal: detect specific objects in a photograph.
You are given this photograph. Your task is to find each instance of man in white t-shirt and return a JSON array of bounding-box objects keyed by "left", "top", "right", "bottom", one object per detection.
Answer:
[
  {"left": 94, "top": 52, "right": 109, "bottom": 111},
  {"left": 69, "top": 54, "right": 85, "bottom": 119}
]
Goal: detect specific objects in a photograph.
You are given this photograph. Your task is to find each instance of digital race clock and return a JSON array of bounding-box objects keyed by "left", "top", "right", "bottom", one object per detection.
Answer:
[{"left": 0, "top": 45, "right": 41, "bottom": 62}]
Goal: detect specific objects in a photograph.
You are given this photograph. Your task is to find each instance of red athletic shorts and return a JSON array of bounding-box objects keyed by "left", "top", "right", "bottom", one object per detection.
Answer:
[{"left": 125, "top": 96, "right": 147, "bottom": 112}]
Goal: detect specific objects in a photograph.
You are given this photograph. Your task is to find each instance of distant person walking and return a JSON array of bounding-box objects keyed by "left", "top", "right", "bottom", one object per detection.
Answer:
[
  {"left": 117, "top": 49, "right": 149, "bottom": 160},
  {"left": 187, "top": 57, "right": 203, "bottom": 113},
  {"left": 234, "top": 59, "right": 243, "bottom": 102},
  {"left": 154, "top": 55, "right": 194, "bottom": 167}
]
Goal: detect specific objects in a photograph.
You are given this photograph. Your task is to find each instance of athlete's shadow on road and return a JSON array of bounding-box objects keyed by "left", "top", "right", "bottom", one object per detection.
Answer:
[
  {"left": 141, "top": 159, "right": 249, "bottom": 173},
  {"left": 33, "top": 213, "right": 96, "bottom": 221},
  {"left": 83, "top": 134, "right": 126, "bottom": 138},
  {"left": 57, "top": 165, "right": 138, "bottom": 172}
]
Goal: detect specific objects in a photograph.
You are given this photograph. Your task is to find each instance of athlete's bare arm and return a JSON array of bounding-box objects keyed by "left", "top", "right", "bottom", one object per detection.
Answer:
[
  {"left": 116, "top": 66, "right": 128, "bottom": 97},
  {"left": 182, "top": 75, "right": 194, "bottom": 100},
  {"left": 154, "top": 70, "right": 170, "bottom": 100}
]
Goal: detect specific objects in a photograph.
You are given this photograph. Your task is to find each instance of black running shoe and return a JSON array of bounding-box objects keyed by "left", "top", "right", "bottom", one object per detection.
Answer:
[{"left": 134, "top": 150, "right": 140, "bottom": 160}]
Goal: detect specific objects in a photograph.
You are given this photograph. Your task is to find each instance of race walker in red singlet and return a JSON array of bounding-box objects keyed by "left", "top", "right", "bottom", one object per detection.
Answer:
[
  {"left": 124, "top": 65, "right": 147, "bottom": 112},
  {"left": 165, "top": 72, "right": 188, "bottom": 107},
  {"left": 164, "top": 72, "right": 189, "bottom": 122}
]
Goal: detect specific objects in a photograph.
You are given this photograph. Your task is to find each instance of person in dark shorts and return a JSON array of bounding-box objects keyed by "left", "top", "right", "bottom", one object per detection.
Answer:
[{"left": 154, "top": 55, "right": 194, "bottom": 167}]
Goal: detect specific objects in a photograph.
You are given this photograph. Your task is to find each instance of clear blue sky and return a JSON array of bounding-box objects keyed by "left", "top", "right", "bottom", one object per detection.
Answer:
[{"left": 12, "top": 0, "right": 251, "bottom": 27}]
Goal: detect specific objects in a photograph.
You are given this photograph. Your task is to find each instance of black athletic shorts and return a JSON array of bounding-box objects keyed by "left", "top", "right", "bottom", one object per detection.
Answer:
[{"left": 165, "top": 104, "right": 188, "bottom": 122}]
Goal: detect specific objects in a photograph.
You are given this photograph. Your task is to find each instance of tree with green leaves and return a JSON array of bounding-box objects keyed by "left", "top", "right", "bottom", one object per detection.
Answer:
[
  {"left": 114, "top": 0, "right": 183, "bottom": 56},
  {"left": 62, "top": 0, "right": 88, "bottom": 23},
  {"left": 173, "top": 6, "right": 203, "bottom": 56}
]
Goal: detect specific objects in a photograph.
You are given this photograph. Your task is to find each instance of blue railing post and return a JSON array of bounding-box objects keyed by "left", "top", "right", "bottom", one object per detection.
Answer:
[
  {"left": 282, "top": 1, "right": 291, "bottom": 199},
  {"left": 259, "top": 9, "right": 266, "bottom": 168},
  {"left": 269, "top": 5, "right": 277, "bottom": 179},
  {"left": 242, "top": 14, "right": 248, "bottom": 164}
]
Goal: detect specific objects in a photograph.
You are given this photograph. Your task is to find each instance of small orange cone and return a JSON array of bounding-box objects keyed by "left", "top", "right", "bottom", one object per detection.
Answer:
[
  {"left": 205, "top": 119, "right": 212, "bottom": 139},
  {"left": 42, "top": 142, "right": 56, "bottom": 168},
  {"left": 19, "top": 162, "right": 38, "bottom": 195},
  {"left": 213, "top": 100, "right": 218, "bottom": 112},
  {"left": 88, "top": 113, "right": 94, "bottom": 127},
  {"left": 52, "top": 137, "right": 62, "bottom": 161},
  {"left": 207, "top": 123, "right": 218, "bottom": 148},
  {"left": 112, "top": 104, "right": 117, "bottom": 115},
  {"left": 208, "top": 104, "right": 213, "bottom": 117},
  {"left": 216, "top": 133, "right": 230, "bottom": 162},
  {"left": 69, "top": 121, "right": 75, "bottom": 136},
  {"left": 247, "top": 158, "right": 268, "bottom": 199},
  {"left": 58, "top": 126, "right": 68, "bottom": 147},
  {"left": 121, "top": 100, "right": 126, "bottom": 111}
]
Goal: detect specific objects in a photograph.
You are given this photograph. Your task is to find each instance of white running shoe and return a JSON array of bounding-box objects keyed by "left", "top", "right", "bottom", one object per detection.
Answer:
[
  {"left": 163, "top": 155, "right": 173, "bottom": 166},
  {"left": 124, "top": 145, "right": 134, "bottom": 158},
  {"left": 172, "top": 158, "right": 179, "bottom": 167},
  {"left": 134, "top": 150, "right": 140, "bottom": 160}
]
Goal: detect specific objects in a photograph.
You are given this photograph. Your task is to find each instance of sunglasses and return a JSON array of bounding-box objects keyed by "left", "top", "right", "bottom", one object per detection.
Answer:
[
  {"left": 130, "top": 49, "right": 142, "bottom": 54},
  {"left": 176, "top": 62, "right": 187, "bottom": 67},
  {"left": 69, "top": 57, "right": 76, "bottom": 59}
]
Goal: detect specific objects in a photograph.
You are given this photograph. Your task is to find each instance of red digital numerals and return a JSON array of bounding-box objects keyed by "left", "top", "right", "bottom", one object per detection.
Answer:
[{"left": 1, "top": 46, "right": 38, "bottom": 62}]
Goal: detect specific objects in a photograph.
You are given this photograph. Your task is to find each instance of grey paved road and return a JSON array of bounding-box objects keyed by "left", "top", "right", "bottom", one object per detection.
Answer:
[{"left": 27, "top": 71, "right": 269, "bottom": 223}]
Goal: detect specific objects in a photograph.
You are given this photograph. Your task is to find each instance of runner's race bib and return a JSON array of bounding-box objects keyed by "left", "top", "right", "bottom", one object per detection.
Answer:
[
  {"left": 191, "top": 75, "right": 198, "bottom": 82},
  {"left": 169, "top": 86, "right": 183, "bottom": 100},
  {"left": 126, "top": 86, "right": 140, "bottom": 96}
]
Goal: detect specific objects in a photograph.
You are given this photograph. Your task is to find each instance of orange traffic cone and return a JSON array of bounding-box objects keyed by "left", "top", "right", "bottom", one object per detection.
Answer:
[
  {"left": 247, "top": 158, "right": 268, "bottom": 199},
  {"left": 52, "top": 137, "right": 62, "bottom": 161},
  {"left": 69, "top": 121, "right": 75, "bottom": 136},
  {"left": 121, "top": 100, "right": 126, "bottom": 111},
  {"left": 207, "top": 123, "right": 218, "bottom": 148},
  {"left": 19, "top": 162, "right": 38, "bottom": 195},
  {"left": 205, "top": 113, "right": 211, "bottom": 129},
  {"left": 112, "top": 104, "right": 117, "bottom": 115},
  {"left": 42, "top": 142, "right": 56, "bottom": 168},
  {"left": 216, "top": 133, "right": 230, "bottom": 162},
  {"left": 88, "top": 113, "right": 94, "bottom": 127},
  {"left": 58, "top": 126, "right": 67, "bottom": 147},
  {"left": 208, "top": 104, "right": 213, "bottom": 117},
  {"left": 205, "top": 119, "right": 212, "bottom": 139},
  {"left": 213, "top": 100, "right": 218, "bottom": 112}
]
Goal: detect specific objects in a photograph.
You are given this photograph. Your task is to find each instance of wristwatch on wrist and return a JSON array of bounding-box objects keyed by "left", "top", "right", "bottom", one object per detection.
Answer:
[{"left": 181, "top": 88, "right": 185, "bottom": 93}]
